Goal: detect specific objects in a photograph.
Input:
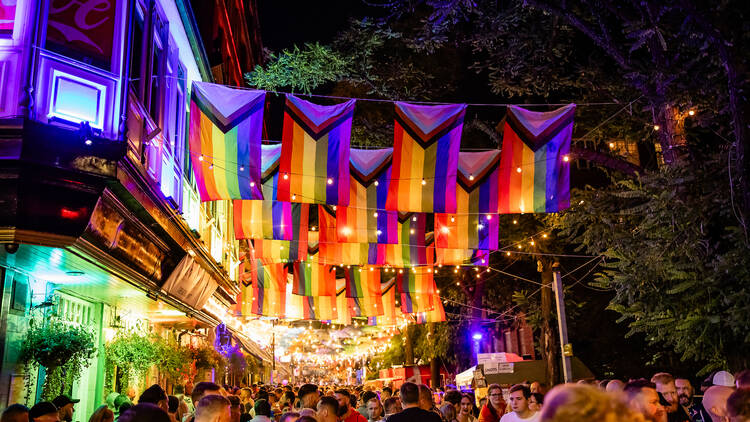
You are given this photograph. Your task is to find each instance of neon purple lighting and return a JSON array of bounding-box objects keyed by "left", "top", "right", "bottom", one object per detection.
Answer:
[{"left": 472, "top": 332, "right": 483, "bottom": 341}]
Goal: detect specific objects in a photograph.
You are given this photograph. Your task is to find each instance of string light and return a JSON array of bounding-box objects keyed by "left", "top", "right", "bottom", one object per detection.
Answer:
[
  {"left": 517, "top": 245, "right": 522, "bottom": 249},
  {"left": 486, "top": 214, "right": 492, "bottom": 220},
  {"left": 376, "top": 229, "right": 382, "bottom": 235},
  {"left": 688, "top": 110, "right": 695, "bottom": 116},
  {"left": 469, "top": 174, "right": 474, "bottom": 181},
  {"left": 240, "top": 165, "right": 245, "bottom": 171},
  {"left": 562, "top": 155, "right": 570, "bottom": 162},
  {"left": 292, "top": 194, "right": 296, "bottom": 200},
  {"left": 653, "top": 125, "right": 660, "bottom": 131},
  {"left": 198, "top": 155, "right": 204, "bottom": 161},
  {"left": 421, "top": 179, "right": 426, "bottom": 185},
  {"left": 440, "top": 226, "right": 449, "bottom": 234},
  {"left": 410, "top": 228, "right": 415, "bottom": 235},
  {"left": 530, "top": 240, "right": 535, "bottom": 246},
  {"left": 450, "top": 216, "right": 455, "bottom": 222},
  {"left": 513, "top": 219, "right": 518, "bottom": 224},
  {"left": 516, "top": 167, "right": 522, "bottom": 173},
  {"left": 208, "top": 163, "right": 214, "bottom": 170},
  {"left": 250, "top": 181, "right": 255, "bottom": 187},
  {"left": 327, "top": 178, "right": 333, "bottom": 185},
  {"left": 609, "top": 142, "right": 615, "bottom": 148},
  {"left": 542, "top": 234, "right": 548, "bottom": 238},
  {"left": 374, "top": 180, "right": 379, "bottom": 186},
  {"left": 506, "top": 251, "right": 511, "bottom": 256},
  {"left": 412, "top": 216, "right": 417, "bottom": 222},
  {"left": 283, "top": 173, "right": 289, "bottom": 180},
  {"left": 373, "top": 212, "right": 378, "bottom": 217}
]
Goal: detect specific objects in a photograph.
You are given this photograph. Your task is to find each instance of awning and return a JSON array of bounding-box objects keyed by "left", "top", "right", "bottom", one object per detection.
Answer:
[
  {"left": 235, "top": 334, "right": 274, "bottom": 364},
  {"left": 456, "top": 366, "right": 477, "bottom": 387},
  {"left": 162, "top": 255, "right": 218, "bottom": 310}
]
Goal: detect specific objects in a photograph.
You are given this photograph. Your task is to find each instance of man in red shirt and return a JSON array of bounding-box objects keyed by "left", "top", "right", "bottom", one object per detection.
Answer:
[{"left": 334, "top": 389, "right": 367, "bottom": 422}]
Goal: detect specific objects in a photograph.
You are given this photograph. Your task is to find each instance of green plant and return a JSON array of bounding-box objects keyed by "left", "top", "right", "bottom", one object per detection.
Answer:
[
  {"left": 20, "top": 318, "right": 96, "bottom": 400},
  {"left": 193, "top": 343, "right": 225, "bottom": 371},
  {"left": 106, "top": 332, "right": 160, "bottom": 388},
  {"left": 156, "top": 337, "right": 192, "bottom": 384}
]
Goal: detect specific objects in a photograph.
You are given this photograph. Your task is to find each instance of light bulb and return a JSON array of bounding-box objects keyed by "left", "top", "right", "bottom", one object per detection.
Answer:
[
  {"left": 688, "top": 110, "right": 695, "bottom": 116},
  {"left": 516, "top": 167, "right": 522, "bottom": 173},
  {"left": 283, "top": 173, "right": 289, "bottom": 180},
  {"left": 240, "top": 165, "right": 245, "bottom": 171},
  {"left": 374, "top": 180, "right": 379, "bottom": 186},
  {"left": 609, "top": 142, "right": 615, "bottom": 148},
  {"left": 469, "top": 174, "right": 474, "bottom": 181},
  {"left": 513, "top": 219, "right": 518, "bottom": 224},
  {"left": 562, "top": 155, "right": 570, "bottom": 162},
  {"left": 653, "top": 125, "right": 660, "bottom": 131},
  {"left": 292, "top": 194, "right": 296, "bottom": 200},
  {"left": 486, "top": 214, "right": 492, "bottom": 220},
  {"left": 198, "top": 155, "right": 204, "bottom": 161},
  {"left": 250, "top": 182, "right": 255, "bottom": 187},
  {"left": 421, "top": 179, "right": 426, "bottom": 185},
  {"left": 410, "top": 228, "right": 415, "bottom": 235},
  {"left": 208, "top": 164, "right": 214, "bottom": 170},
  {"left": 327, "top": 178, "right": 333, "bottom": 185},
  {"left": 440, "top": 226, "right": 449, "bottom": 234},
  {"left": 376, "top": 229, "right": 382, "bottom": 235},
  {"left": 373, "top": 212, "right": 378, "bottom": 217},
  {"left": 506, "top": 251, "right": 511, "bottom": 256}
]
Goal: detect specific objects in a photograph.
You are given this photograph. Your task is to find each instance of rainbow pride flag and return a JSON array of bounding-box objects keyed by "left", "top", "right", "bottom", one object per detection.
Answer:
[
  {"left": 415, "top": 294, "right": 446, "bottom": 323},
  {"left": 247, "top": 259, "right": 287, "bottom": 317},
  {"left": 435, "top": 248, "right": 489, "bottom": 266},
  {"left": 299, "top": 295, "right": 338, "bottom": 321},
  {"left": 375, "top": 284, "right": 403, "bottom": 326},
  {"left": 189, "top": 82, "right": 265, "bottom": 201},
  {"left": 400, "top": 291, "right": 434, "bottom": 314},
  {"left": 344, "top": 266, "right": 382, "bottom": 298},
  {"left": 386, "top": 102, "right": 465, "bottom": 213},
  {"left": 435, "top": 150, "right": 500, "bottom": 250},
  {"left": 277, "top": 95, "right": 355, "bottom": 205},
  {"left": 234, "top": 144, "right": 310, "bottom": 241},
  {"left": 333, "top": 292, "right": 352, "bottom": 325},
  {"left": 348, "top": 295, "right": 384, "bottom": 317},
  {"left": 292, "top": 256, "right": 336, "bottom": 297},
  {"left": 499, "top": 104, "right": 575, "bottom": 213},
  {"left": 249, "top": 238, "right": 307, "bottom": 264},
  {"left": 335, "top": 148, "right": 398, "bottom": 244}
]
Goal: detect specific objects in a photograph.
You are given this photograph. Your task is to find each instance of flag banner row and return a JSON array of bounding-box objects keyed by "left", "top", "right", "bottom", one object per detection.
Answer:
[
  {"left": 236, "top": 258, "right": 445, "bottom": 323},
  {"left": 190, "top": 82, "right": 575, "bottom": 216}
]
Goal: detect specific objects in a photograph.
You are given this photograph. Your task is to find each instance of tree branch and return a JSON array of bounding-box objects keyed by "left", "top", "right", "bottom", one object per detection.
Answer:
[{"left": 571, "top": 146, "right": 642, "bottom": 176}]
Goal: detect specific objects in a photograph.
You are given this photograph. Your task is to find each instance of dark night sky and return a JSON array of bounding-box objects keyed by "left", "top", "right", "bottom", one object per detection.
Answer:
[{"left": 258, "top": 1, "right": 385, "bottom": 50}]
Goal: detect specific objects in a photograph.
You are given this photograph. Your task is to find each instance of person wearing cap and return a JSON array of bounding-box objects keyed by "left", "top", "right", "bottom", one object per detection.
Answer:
[
  {"left": 28, "top": 402, "right": 59, "bottom": 422},
  {"left": 52, "top": 395, "right": 79, "bottom": 422},
  {"left": 712, "top": 371, "right": 736, "bottom": 388}
]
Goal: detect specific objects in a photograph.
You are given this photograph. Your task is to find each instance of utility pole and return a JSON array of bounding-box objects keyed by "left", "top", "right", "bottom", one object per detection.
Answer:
[{"left": 552, "top": 262, "right": 573, "bottom": 383}]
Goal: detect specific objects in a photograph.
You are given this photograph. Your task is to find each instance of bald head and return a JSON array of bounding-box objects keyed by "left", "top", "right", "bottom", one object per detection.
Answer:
[
  {"left": 606, "top": 380, "right": 625, "bottom": 392},
  {"left": 703, "top": 386, "right": 735, "bottom": 422}
]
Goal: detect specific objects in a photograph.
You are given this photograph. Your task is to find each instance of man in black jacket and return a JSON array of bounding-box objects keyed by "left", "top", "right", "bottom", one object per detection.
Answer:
[{"left": 385, "top": 383, "right": 442, "bottom": 422}]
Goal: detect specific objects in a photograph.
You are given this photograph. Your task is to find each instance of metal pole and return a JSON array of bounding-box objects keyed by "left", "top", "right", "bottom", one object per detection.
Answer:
[
  {"left": 271, "top": 330, "right": 275, "bottom": 384},
  {"left": 552, "top": 262, "right": 573, "bottom": 383}
]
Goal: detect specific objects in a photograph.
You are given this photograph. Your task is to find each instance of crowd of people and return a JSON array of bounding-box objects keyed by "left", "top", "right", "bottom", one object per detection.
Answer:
[{"left": 1, "top": 369, "right": 748, "bottom": 422}]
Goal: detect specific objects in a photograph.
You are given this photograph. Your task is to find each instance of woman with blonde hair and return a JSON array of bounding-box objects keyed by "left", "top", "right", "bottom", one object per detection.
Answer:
[
  {"left": 540, "top": 384, "right": 643, "bottom": 422},
  {"left": 88, "top": 405, "right": 114, "bottom": 422}
]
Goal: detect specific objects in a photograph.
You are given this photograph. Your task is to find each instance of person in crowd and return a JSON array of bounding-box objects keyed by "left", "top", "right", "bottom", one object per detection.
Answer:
[
  {"left": 238, "top": 389, "right": 253, "bottom": 410},
  {"left": 417, "top": 384, "right": 442, "bottom": 418},
  {"left": 298, "top": 408, "right": 317, "bottom": 420},
  {"left": 382, "top": 397, "right": 401, "bottom": 419},
  {"left": 248, "top": 399, "right": 271, "bottom": 422},
  {"left": 297, "top": 385, "right": 320, "bottom": 410},
  {"left": 359, "top": 392, "right": 377, "bottom": 418},
  {"left": 280, "top": 391, "right": 296, "bottom": 413},
  {"left": 113, "top": 395, "right": 131, "bottom": 416},
  {"left": 366, "top": 397, "right": 384, "bottom": 422},
  {"left": 478, "top": 384, "right": 506, "bottom": 422},
  {"left": 652, "top": 373, "right": 690, "bottom": 422},
  {"left": 118, "top": 403, "right": 171, "bottom": 422},
  {"left": 539, "top": 383, "right": 640, "bottom": 422},
  {"left": 28, "top": 402, "right": 59, "bottom": 422},
  {"left": 528, "top": 393, "right": 543, "bottom": 413},
  {"left": 316, "top": 396, "right": 340, "bottom": 422},
  {"left": 735, "top": 370, "right": 750, "bottom": 390},
  {"left": 51, "top": 395, "right": 78, "bottom": 422},
  {"left": 727, "top": 388, "right": 750, "bottom": 422},
  {"left": 499, "top": 384, "right": 539, "bottom": 422},
  {"left": 440, "top": 403, "right": 458, "bottom": 422},
  {"left": 334, "top": 389, "right": 367, "bottom": 422},
  {"left": 381, "top": 388, "right": 393, "bottom": 402},
  {"left": 529, "top": 383, "right": 545, "bottom": 395},
  {"left": 88, "top": 406, "right": 113, "bottom": 422},
  {"left": 444, "top": 390, "right": 462, "bottom": 408},
  {"left": 186, "top": 383, "right": 224, "bottom": 422},
  {"left": 125, "top": 388, "right": 136, "bottom": 404},
  {"left": 1, "top": 404, "right": 29, "bottom": 422},
  {"left": 192, "top": 396, "right": 231, "bottom": 422},
  {"left": 167, "top": 396, "right": 180, "bottom": 422},
  {"left": 384, "top": 382, "right": 442, "bottom": 422},
  {"left": 226, "top": 396, "right": 241, "bottom": 422},
  {"left": 702, "top": 386, "right": 735, "bottom": 422},
  {"left": 138, "top": 385, "right": 169, "bottom": 413},
  {"left": 457, "top": 394, "right": 477, "bottom": 422},
  {"left": 713, "top": 371, "right": 736, "bottom": 388},
  {"left": 296, "top": 417, "right": 316, "bottom": 422},
  {"left": 606, "top": 380, "right": 626, "bottom": 392},
  {"left": 624, "top": 379, "right": 666, "bottom": 422},
  {"left": 278, "top": 412, "right": 300, "bottom": 422},
  {"left": 675, "top": 378, "right": 711, "bottom": 422}
]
